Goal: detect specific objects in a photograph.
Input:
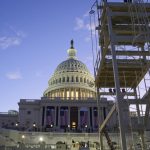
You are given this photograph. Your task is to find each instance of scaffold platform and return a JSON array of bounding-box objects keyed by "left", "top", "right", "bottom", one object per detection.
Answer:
[{"left": 95, "top": 1, "right": 150, "bottom": 88}]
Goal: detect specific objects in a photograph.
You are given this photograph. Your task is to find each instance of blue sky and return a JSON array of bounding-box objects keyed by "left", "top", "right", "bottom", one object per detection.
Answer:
[{"left": 0, "top": 0, "right": 96, "bottom": 112}]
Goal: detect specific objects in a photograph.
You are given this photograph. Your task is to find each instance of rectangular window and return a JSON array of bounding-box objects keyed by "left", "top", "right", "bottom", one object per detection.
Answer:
[{"left": 27, "top": 111, "right": 31, "bottom": 115}]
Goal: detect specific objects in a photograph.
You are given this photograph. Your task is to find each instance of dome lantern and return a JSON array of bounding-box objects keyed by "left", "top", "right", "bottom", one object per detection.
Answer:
[{"left": 67, "top": 40, "right": 77, "bottom": 59}]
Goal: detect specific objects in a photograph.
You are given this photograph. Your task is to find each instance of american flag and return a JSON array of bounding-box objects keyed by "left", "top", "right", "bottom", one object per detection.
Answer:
[
  {"left": 46, "top": 109, "right": 55, "bottom": 125},
  {"left": 80, "top": 111, "right": 88, "bottom": 127},
  {"left": 60, "top": 109, "right": 68, "bottom": 126}
]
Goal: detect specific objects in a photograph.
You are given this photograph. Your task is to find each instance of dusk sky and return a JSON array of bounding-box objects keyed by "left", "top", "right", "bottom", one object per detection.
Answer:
[{"left": 0, "top": 0, "right": 97, "bottom": 112}]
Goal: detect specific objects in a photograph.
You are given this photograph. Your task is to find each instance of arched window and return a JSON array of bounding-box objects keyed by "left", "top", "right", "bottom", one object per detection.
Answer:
[
  {"left": 67, "top": 76, "right": 69, "bottom": 82},
  {"left": 84, "top": 78, "right": 86, "bottom": 83},
  {"left": 80, "top": 77, "right": 83, "bottom": 82}
]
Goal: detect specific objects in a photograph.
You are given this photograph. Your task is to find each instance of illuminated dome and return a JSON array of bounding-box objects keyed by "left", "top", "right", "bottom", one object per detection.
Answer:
[{"left": 43, "top": 40, "right": 96, "bottom": 99}]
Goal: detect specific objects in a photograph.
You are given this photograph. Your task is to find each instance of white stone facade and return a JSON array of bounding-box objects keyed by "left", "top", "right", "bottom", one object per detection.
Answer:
[{"left": 18, "top": 97, "right": 117, "bottom": 132}]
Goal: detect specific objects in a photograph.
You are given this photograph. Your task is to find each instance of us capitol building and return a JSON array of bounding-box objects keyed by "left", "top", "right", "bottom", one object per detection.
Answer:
[{"left": 0, "top": 40, "right": 117, "bottom": 132}]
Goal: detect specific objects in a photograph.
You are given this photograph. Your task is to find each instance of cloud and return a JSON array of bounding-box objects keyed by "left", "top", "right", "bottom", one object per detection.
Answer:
[
  {"left": 0, "top": 36, "right": 21, "bottom": 49},
  {"left": 0, "top": 26, "right": 26, "bottom": 50},
  {"left": 6, "top": 71, "right": 22, "bottom": 80},
  {"left": 74, "top": 17, "right": 85, "bottom": 30},
  {"left": 74, "top": 14, "right": 96, "bottom": 31},
  {"left": 85, "top": 23, "right": 95, "bottom": 31},
  {"left": 8, "top": 25, "right": 26, "bottom": 38}
]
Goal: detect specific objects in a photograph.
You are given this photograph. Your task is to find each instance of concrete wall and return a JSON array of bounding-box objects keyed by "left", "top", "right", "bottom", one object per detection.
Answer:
[
  {"left": 0, "top": 113, "right": 18, "bottom": 128},
  {"left": 1, "top": 128, "right": 150, "bottom": 148},
  {"left": 18, "top": 99, "right": 41, "bottom": 129}
]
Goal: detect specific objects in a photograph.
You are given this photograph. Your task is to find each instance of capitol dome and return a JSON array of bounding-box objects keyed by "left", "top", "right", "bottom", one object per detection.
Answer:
[{"left": 43, "top": 40, "right": 96, "bottom": 99}]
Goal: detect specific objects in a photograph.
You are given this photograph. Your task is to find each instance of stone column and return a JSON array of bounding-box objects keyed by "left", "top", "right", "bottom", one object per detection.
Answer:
[
  {"left": 59, "top": 90, "right": 61, "bottom": 98},
  {"left": 68, "top": 107, "right": 70, "bottom": 126},
  {"left": 74, "top": 88, "right": 76, "bottom": 99},
  {"left": 83, "top": 90, "right": 85, "bottom": 99},
  {"left": 63, "top": 89, "right": 65, "bottom": 99},
  {"left": 54, "top": 106, "right": 57, "bottom": 127},
  {"left": 76, "top": 89, "right": 78, "bottom": 100},
  {"left": 71, "top": 89, "right": 73, "bottom": 100},
  {"left": 40, "top": 107, "right": 44, "bottom": 130},
  {"left": 64, "top": 89, "right": 67, "bottom": 99},
  {"left": 59, "top": 89, "right": 61, "bottom": 98},
  {"left": 80, "top": 89, "right": 82, "bottom": 99},
  {"left": 99, "top": 107, "right": 103, "bottom": 125},
  {"left": 88, "top": 107, "right": 90, "bottom": 128},
  {"left": 44, "top": 106, "right": 47, "bottom": 127},
  {"left": 69, "top": 89, "right": 71, "bottom": 99},
  {"left": 86, "top": 90, "right": 88, "bottom": 98},
  {"left": 92, "top": 107, "right": 94, "bottom": 129},
  {"left": 58, "top": 106, "right": 60, "bottom": 129},
  {"left": 79, "top": 88, "right": 81, "bottom": 99},
  {"left": 78, "top": 107, "right": 80, "bottom": 129},
  {"left": 90, "top": 92, "right": 92, "bottom": 98},
  {"left": 84, "top": 90, "right": 86, "bottom": 98},
  {"left": 61, "top": 89, "right": 63, "bottom": 98},
  {"left": 61, "top": 90, "right": 63, "bottom": 98},
  {"left": 57, "top": 90, "right": 59, "bottom": 97}
]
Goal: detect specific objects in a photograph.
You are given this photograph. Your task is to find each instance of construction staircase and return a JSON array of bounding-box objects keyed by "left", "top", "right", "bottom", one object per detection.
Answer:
[{"left": 103, "top": 128, "right": 115, "bottom": 150}]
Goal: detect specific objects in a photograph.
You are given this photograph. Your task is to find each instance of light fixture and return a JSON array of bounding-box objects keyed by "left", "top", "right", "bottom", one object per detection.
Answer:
[
  {"left": 39, "top": 137, "right": 43, "bottom": 142},
  {"left": 89, "top": 9, "right": 95, "bottom": 14},
  {"left": 33, "top": 122, "right": 36, "bottom": 127},
  {"left": 15, "top": 122, "right": 19, "bottom": 127},
  {"left": 22, "top": 135, "right": 25, "bottom": 139},
  {"left": 72, "top": 122, "right": 76, "bottom": 126}
]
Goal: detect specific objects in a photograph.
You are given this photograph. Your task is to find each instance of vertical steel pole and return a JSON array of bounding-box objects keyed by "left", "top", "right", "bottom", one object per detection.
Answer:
[
  {"left": 106, "top": 8, "right": 127, "bottom": 150},
  {"left": 97, "top": 88, "right": 104, "bottom": 150}
]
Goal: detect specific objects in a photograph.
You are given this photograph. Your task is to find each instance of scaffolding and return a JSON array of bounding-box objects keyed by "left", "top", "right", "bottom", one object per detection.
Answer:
[{"left": 90, "top": 0, "right": 150, "bottom": 149}]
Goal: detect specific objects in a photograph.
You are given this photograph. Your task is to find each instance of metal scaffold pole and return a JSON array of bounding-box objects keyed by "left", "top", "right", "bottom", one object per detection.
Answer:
[{"left": 106, "top": 8, "right": 127, "bottom": 150}]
